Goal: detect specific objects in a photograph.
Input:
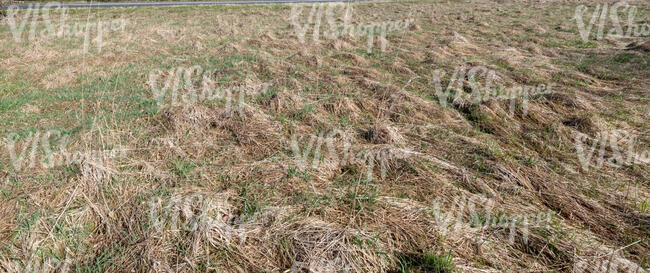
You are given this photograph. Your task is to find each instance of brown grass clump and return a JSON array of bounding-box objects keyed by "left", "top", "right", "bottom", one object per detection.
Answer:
[
  {"left": 271, "top": 220, "right": 391, "bottom": 272},
  {"left": 40, "top": 66, "right": 79, "bottom": 90},
  {"left": 387, "top": 62, "right": 415, "bottom": 75},
  {"left": 334, "top": 52, "right": 370, "bottom": 66},
  {"left": 561, "top": 115, "right": 605, "bottom": 135},
  {"left": 215, "top": 105, "right": 284, "bottom": 157},
  {"left": 159, "top": 105, "right": 218, "bottom": 132},
  {"left": 143, "top": 194, "right": 394, "bottom": 272},
  {"left": 323, "top": 96, "right": 362, "bottom": 122},
  {"left": 444, "top": 32, "right": 479, "bottom": 52},
  {"left": 265, "top": 87, "right": 305, "bottom": 114},
  {"left": 328, "top": 39, "right": 353, "bottom": 51},
  {"left": 363, "top": 122, "right": 405, "bottom": 145},
  {"left": 627, "top": 40, "right": 650, "bottom": 53}
]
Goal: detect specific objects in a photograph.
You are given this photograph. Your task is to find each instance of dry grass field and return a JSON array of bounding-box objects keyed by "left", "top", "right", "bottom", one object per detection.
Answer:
[{"left": 0, "top": 0, "right": 649, "bottom": 272}]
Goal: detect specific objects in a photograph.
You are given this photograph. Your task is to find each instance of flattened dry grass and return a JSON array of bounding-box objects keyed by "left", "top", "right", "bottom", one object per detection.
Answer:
[{"left": 0, "top": 0, "right": 649, "bottom": 272}]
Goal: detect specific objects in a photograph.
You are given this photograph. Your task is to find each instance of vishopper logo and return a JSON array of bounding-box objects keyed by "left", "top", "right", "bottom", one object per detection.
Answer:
[
  {"left": 574, "top": 130, "right": 649, "bottom": 171},
  {"left": 148, "top": 193, "right": 235, "bottom": 236},
  {"left": 148, "top": 65, "right": 272, "bottom": 114},
  {"left": 5, "top": 255, "right": 72, "bottom": 273},
  {"left": 574, "top": 1, "right": 649, "bottom": 42},
  {"left": 431, "top": 65, "right": 553, "bottom": 115},
  {"left": 289, "top": 2, "right": 414, "bottom": 53},
  {"left": 289, "top": 129, "right": 416, "bottom": 180},
  {"left": 573, "top": 257, "right": 647, "bottom": 273},
  {"left": 5, "top": 2, "right": 128, "bottom": 53},
  {"left": 431, "top": 194, "right": 553, "bottom": 244},
  {"left": 3, "top": 129, "right": 128, "bottom": 171}
]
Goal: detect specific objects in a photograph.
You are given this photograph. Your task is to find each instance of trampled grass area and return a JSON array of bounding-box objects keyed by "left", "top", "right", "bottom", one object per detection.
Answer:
[{"left": 0, "top": 0, "right": 649, "bottom": 272}]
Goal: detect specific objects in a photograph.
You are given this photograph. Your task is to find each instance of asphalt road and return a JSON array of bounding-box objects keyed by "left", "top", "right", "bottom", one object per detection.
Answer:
[{"left": 2, "top": 0, "right": 372, "bottom": 9}]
